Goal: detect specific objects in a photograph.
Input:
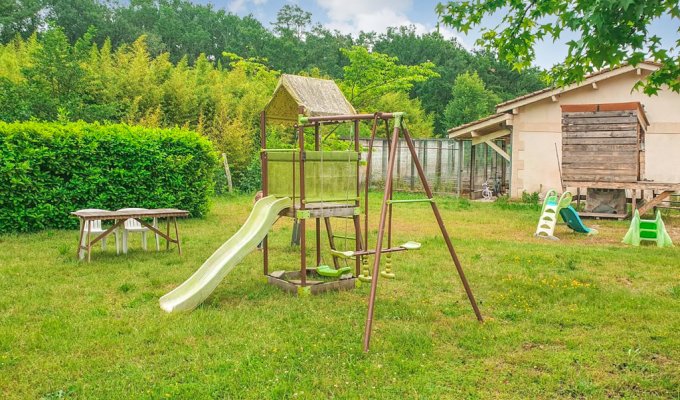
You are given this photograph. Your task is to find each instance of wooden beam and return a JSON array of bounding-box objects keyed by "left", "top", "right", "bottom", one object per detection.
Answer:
[
  {"left": 471, "top": 128, "right": 511, "bottom": 146},
  {"left": 592, "top": 82, "right": 598, "bottom": 89},
  {"left": 637, "top": 191, "right": 674, "bottom": 216},
  {"left": 486, "top": 141, "right": 511, "bottom": 162},
  {"left": 563, "top": 180, "right": 680, "bottom": 191},
  {"left": 512, "top": 107, "right": 519, "bottom": 115},
  {"left": 551, "top": 95, "right": 558, "bottom": 102}
]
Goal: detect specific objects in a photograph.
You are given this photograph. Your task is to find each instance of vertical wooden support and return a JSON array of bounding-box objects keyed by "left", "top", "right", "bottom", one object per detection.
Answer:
[
  {"left": 298, "top": 109, "right": 307, "bottom": 286},
  {"left": 260, "top": 111, "right": 269, "bottom": 276},
  {"left": 469, "top": 143, "right": 475, "bottom": 198},
  {"left": 315, "top": 123, "right": 321, "bottom": 267},
  {"left": 363, "top": 115, "right": 380, "bottom": 253},
  {"left": 435, "top": 140, "right": 442, "bottom": 191},
  {"left": 363, "top": 124, "right": 400, "bottom": 352},
  {"left": 354, "top": 118, "right": 362, "bottom": 275},
  {"left": 457, "top": 140, "right": 463, "bottom": 197},
  {"left": 324, "top": 217, "right": 341, "bottom": 269}
]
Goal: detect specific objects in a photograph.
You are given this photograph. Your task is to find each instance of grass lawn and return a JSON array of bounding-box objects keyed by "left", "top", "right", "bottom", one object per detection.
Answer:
[{"left": 1, "top": 193, "right": 679, "bottom": 399}]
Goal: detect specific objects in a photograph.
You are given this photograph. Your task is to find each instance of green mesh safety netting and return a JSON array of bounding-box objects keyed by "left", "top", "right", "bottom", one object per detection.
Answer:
[{"left": 267, "top": 151, "right": 358, "bottom": 202}]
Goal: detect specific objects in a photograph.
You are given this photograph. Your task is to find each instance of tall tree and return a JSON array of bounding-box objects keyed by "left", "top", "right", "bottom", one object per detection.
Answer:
[
  {"left": 272, "top": 4, "right": 312, "bottom": 40},
  {"left": 0, "top": 0, "right": 45, "bottom": 42},
  {"left": 340, "top": 46, "right": 438, "bottom": 110},
  {"left": 437, "top": 0, "right": 680, "bottom": 94},
  {"left": 443, "top": 71, "right": 500, "bottom": 129}
]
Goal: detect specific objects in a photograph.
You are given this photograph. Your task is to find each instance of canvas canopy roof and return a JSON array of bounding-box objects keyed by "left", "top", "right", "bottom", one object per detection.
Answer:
[{"left": 264, "top": 74, "right": 356, "bottom": 124}]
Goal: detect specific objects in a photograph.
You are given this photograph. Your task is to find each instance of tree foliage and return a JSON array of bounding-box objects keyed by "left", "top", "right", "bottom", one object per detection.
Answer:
[
  {"left": 443, "top": 72, "right": 500, "bottom": 129},
  {"left": 0, "top": 121, "right": 217, "bottom": 233},
  {"left": 340, "top": 46, "right": 439, "bottom": 110},
  {"left": 437, "top": 0, "right": 680, "bottom": 94},
  {"left": 0, "top": 29, "right": 279, "bottom": 189}
]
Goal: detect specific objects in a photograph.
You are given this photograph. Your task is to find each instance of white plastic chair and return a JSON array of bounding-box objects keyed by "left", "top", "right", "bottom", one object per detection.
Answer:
[
  {"left": 117, "top": 208, "right": 160, "bottom": 254},
  {"left": 77, "top": 208, "right": 116, "bottom": 258}
]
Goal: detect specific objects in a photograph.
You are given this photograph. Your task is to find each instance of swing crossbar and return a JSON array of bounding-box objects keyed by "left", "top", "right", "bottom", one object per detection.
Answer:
[
  {"left": 386, "top": 198, "right": 434, "bottom": 205},
  {"left": 330, "top": 246, "right": 409, "bottom": 259}
]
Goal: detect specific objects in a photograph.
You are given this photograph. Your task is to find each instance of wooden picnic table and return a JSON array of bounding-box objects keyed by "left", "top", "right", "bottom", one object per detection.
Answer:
[{"left": 71, "top": 208, "right": 189, "bottom": 262}]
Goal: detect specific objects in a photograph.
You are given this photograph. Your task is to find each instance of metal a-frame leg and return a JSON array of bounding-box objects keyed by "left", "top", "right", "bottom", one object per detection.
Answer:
[{"left": 362, "top": 124, "right": 483, "bottom": 353}]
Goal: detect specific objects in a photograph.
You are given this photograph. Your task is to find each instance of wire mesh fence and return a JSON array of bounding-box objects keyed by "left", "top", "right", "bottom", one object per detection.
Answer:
[{"left": 358, "top": 138, "right": 511, "bottom": 197}]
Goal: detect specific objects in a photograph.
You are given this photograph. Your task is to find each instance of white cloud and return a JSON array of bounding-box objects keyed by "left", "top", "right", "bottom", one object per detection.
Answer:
[
  {"left": 228, "top": 0, "right": 268, "bottom": 13},
  {"left": 316, "top": 0, "right": 417, "bottom": 34},
  {"left": 315, "top": 0, "right": 471, "bottom": 49}
]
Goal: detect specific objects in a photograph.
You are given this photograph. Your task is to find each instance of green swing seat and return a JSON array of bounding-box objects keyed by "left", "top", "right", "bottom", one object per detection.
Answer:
[
  {"left": 329, "top": 241, "right": 421, "bottom": 259},
  {"left": 316, "top": 264, "right": 352, "bottom": 277}
]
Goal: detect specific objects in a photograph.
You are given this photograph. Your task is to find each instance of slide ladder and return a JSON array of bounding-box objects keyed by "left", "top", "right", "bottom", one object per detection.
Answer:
[
  {"left": 159, "top": 196, "right": 291, "bottom": 312},
  {"left": 535, "top": 190, "right": 571, "bottom": 239},
  {"left": 622, "top": 209, "right": 673, "bottom": 247}
]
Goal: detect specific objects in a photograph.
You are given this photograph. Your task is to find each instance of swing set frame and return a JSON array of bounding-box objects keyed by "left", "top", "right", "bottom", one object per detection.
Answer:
[{"left": 260, "top": 108, "right": 483, "bottom": 352}]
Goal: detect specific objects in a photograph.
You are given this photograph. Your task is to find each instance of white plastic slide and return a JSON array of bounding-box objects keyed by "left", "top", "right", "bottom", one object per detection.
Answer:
[{"left": 159, "top": 196, "right": 291, "bottom": 312}]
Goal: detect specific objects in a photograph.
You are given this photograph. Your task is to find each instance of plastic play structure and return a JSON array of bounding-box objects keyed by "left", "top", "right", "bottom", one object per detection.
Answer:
[
  {"left": 534, "top": 189, "right": 596, "bottom": 240},
  {"left": 622, "top": 209, "right": 673, "bottom": 247},
  {"left": 160, "top": 75, "right": 483, "bottom": 352}
]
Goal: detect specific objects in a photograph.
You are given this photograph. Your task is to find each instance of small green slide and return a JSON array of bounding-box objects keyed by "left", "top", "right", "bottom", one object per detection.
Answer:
[
  {"left": 535, "top": 190, "right": 595, "bottom": 239},
  {"left": 159, "top": 196, "right": 291, "bottom": 312},
  {"left": 560, "top": 206, "right": 596, "bottom": 234},
  {"left": 622, "top": 209, "right": 673, "bottom": 247}
]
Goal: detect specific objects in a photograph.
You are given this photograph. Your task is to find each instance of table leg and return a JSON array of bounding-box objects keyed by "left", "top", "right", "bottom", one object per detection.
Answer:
[
  {"left": 166, "top": 218, "right": 170, "bottom": 250},
  {"left": 77, "top": 218, "right": 85, "bottom": 260},
  {"left": 87, "top": 220, "right": 92, "bottom": 262},
  {"left": 174, "top": 217, "right": 182, "bottom": 255}
]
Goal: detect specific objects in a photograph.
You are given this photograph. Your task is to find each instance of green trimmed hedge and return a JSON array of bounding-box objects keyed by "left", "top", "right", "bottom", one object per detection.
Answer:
[{"left": 0, "top": 122, "right": 217, "bottom": 233}]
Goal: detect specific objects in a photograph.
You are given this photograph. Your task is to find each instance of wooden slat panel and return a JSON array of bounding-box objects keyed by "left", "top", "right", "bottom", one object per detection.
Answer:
[
  {"left": 563, "top": 130, "right": 637, "bottom": 138},
  {"left": 562, "top": 137, "right": 638, "bottom": 145},
  {"left": 563, "top": 123, "right": 638, "bottom": 132},
  {"left": 562, "top": 167, "right": 637, "bottom": 176},
  {"left": 563, "top": 181, "right": 680, "bottom": 190},
  {"left": 562, "top": 150, "right": 637, "bottom": 157},
  {"left": 563, "top": 144, "right": 637, "bottom": 152},
  {"left": 562, "top": 116, "right": 638, "bottom": 125},
  {"left": 561, "top": 161, "right": 637, "bottom": 170},
  {"left": 562, "top": 173, "right": 638, "bottom": 182},
  {"left": 563, "top": 111, "right": 635, "bottom": 118}
]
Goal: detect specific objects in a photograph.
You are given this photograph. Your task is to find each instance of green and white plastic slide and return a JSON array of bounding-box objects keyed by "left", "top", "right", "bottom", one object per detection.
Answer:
[{"left": 159, "top": 195, "right": 291, "bottom": 313}]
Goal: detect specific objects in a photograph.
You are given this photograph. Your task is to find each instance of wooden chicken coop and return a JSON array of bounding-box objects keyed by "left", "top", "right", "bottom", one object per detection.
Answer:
[{"left": 561, "top": 102, "right": 680, "bottom": 218}]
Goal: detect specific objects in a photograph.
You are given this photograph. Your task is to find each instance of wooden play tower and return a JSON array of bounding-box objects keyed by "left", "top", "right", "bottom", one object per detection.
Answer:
[{"left": 260, "top": 74, "right": 482, "bottom": 351}]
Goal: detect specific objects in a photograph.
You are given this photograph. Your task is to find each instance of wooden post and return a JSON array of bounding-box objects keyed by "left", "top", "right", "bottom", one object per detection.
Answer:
[
  {"left": 315, "top": 123, "right": 321, "bottom": 267},
  {"left": 435, "top": 140, "right": 442, "bottom": 192},
  {"left": 363, "top": 124, "right": 401, "bottom": 352},
  {"left": 354, "top": 119, "right": 362, "bottom": 275},
  {"left": 221, "top": 153, "right": 233, "bottom": 193},
  {"left": 260, "top": 111, "right": 269, "bottom": 276},
  {"left": 298, "top": 107, "right": 307, "bottom": 287},
  {"left": 457, "top": 140, "right": 463, "bottom": 197}
]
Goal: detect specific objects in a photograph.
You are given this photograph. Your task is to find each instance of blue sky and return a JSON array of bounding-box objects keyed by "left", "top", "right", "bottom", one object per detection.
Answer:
[{"left": 196, "top": 0, "right": 678, "bottom": 69}]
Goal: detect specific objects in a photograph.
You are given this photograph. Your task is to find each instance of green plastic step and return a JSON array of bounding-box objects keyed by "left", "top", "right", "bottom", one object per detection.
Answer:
[
  {"left": 640, "top": 221, "right": 657, "bottom": 230},
  {"left": 640, "top": 231, "right": 658, "bottom": 239}
]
